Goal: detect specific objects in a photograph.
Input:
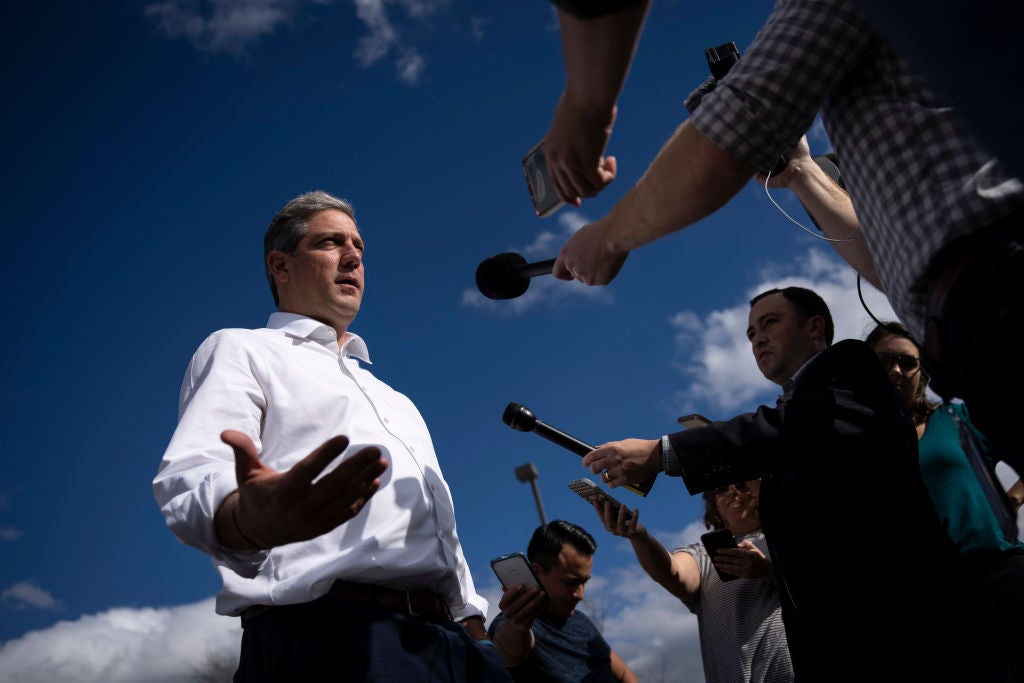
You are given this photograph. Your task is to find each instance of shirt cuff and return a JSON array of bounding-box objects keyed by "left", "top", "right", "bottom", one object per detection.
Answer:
[{"left": 661, "top": 435, "right": 683, "bottom": 477}]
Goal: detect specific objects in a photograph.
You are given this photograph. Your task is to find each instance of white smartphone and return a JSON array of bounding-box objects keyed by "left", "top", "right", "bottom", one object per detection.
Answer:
[
  {"left": 568, "top": 478, "right": 633, "bottom": 519},
  {"left": 490, "top": 552, "right": 548, "bottom": 599},
  {"left": 522, "top": 139, "right": 566, "bottom": 218}
]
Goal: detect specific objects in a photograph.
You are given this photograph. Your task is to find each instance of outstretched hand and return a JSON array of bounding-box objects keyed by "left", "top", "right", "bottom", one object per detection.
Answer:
[
  {"left": 545, "top": 94, "right": 618, "bottom": 206},
  {"left": 551, "top": 218, "right": 628, "bottom": 287},
  {"left": 219, "top": 430, "right": 387, "bottom": 550},
  {"left": 593, "top": 499, "right": 643, "bottom": 539},
  {"left": 581, "top": 438, "right": 661, "bottom": 489}
]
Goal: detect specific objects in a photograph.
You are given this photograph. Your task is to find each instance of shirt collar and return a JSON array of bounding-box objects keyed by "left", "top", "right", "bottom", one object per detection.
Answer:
[
  {"left": 778, "top": 351, "right": 821, "bottom": 403},
  {"left": 266, "top": 311, "right": 371, "bottom": 363}
]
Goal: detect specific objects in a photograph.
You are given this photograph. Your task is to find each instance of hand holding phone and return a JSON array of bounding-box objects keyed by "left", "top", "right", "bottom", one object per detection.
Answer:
[
  {"left": 568, "top": 478, "right": 633, "bottom": 520},
  {"left": 700, "top": 529, "right": 741, "bottom": 582},
  {"left": 491, "top": 552, "right": 547, "bottom": 594}
]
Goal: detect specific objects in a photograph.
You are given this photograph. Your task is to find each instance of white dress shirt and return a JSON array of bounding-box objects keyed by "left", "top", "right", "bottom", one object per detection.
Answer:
[{"left": 153, "top": 312, "right": 488, "bottom": 620}]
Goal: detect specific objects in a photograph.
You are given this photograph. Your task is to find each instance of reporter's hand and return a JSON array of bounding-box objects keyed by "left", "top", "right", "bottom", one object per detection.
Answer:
[
  {"left": 551, "top": 218, "right": 628, "bottom": 286},
  {"left": 497, "top": 584, "right": 548, "bottom": 630},
  {"left": 581, "top": 438, "right": 661, "bottom": 489},
  {"left": 545, "top": 94, "right": 618, "bottom": 206},
  {"left": 593, "top": 499, "right": 643, "bottom": 539},
  {"left": 217, "top": 430, "right": 387, "bottom": 550},
  {"left": 754, "top": 135, "right": 811, "bottom": 189}
]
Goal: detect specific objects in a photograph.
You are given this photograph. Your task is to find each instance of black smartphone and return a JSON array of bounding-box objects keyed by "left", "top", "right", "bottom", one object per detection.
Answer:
[
  {"left": 491, "top": 552, "right": 548, "bottom": 597},
  {"left": 522, "top": 139, "right": 566, "bottom": 218},
  {"left": 700, "top": 529, "right": 740, "bottom": 582}
]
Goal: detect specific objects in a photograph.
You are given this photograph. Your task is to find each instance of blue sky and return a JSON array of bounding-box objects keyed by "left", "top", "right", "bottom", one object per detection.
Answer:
[{"left": 3, "top": 1, "right": 1022, "bottom": 680}]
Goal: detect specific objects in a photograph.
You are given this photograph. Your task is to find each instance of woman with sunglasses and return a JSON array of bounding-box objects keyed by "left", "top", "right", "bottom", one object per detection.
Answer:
[
  {"left": 867, "top": 321, "right": 1024, "bottom": 680},
  {"left": 592, "top": 479, "right": 793, "bottom": 682}
]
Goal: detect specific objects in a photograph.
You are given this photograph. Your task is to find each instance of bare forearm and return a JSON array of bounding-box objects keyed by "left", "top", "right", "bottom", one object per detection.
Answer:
[
  {"left": 556, "top": 1, "right": 650, "bottom": 114},
  {"left": 784, "top": 156, "right": 882, "bottom": 288},
  {"left": 605, "top": 120, "right": 755, "bottom": 253},
  {"left": 629, "top": 528, "right": 698, "bottom": 601},
  {"left": 1007, "top": 478, "right": 1024, "bottom": 512}
]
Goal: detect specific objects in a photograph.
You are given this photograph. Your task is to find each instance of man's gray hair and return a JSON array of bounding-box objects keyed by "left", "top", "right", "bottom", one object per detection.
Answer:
[{"left": 263, "top": 190, "right": 355, "bottom": 306}]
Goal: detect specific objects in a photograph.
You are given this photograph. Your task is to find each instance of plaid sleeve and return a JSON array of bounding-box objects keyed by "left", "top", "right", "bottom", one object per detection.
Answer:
[{"left": 690, "top": 0, "right": 875, "bottom": 172}]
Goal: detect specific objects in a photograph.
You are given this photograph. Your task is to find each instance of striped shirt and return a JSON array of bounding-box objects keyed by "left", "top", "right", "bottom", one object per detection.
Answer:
[
  {"left": 690, "top": 0, "right": 1024, "bottom": 342},
  {"left": 679, "top": 531, "right": 793, "bottom": 682}
]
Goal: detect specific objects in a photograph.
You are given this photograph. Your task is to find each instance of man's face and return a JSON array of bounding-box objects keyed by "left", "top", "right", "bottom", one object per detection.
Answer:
[
  {"left": 533, "top": 544, "right": 592, "bottom": 619},
  {"left": 746, "top": 293, "right": 823, "bottom": 385},
  {"left": 271, "top": 209, "right": 364, "bottom": 331}
]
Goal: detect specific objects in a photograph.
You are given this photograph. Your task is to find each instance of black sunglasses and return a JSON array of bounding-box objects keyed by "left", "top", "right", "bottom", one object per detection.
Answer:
[
  {"left": 876, "top": 352, "right": 920, "bottom": 373},
  {"left": 712, "top": 481, "right": 750, "bottom": 496}
]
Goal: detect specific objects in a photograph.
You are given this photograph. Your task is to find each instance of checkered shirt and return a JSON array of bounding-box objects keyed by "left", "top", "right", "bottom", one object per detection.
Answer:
[{"left": 690, "top": 0, "right": 1024, "bottom": 341}]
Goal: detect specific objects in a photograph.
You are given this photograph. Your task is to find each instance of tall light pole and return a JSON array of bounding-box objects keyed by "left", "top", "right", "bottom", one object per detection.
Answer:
[{"left": 514, "top": 462, "right": 547, "bottom": 526}]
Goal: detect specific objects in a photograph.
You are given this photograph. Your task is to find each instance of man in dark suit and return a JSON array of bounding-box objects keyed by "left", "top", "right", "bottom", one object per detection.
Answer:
[{"left": 585, "top": 287, "right": 1007, "bottom": 680}]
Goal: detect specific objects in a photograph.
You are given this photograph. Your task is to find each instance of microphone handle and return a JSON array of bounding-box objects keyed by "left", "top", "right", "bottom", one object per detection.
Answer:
[
  {"left": 533, "top": 420, "right": 652, "bottom": 497},
  {"left": 518, "top": 258, "right": 556, "bottom": 278}
]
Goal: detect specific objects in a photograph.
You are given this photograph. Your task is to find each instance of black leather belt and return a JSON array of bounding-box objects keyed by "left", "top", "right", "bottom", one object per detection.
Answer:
[{"left": 241, "top": 580, "right": 452, "bottom": 626}]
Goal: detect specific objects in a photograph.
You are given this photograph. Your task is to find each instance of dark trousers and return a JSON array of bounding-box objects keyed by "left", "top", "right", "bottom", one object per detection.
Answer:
[
  {"left": 972, "top": 550, "right": 1024, "bottom": 682},
  {"left": 924, "top": 219, "right": 1024, "bottom": 485},
  {"left": 234, "top": 600, "right": 512, "bottom": 683}
]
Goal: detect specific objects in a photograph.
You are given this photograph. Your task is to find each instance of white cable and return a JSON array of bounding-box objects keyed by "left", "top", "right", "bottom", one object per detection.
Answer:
[{"left": 763, "top": 166, "right": 859, "bottom": 243}]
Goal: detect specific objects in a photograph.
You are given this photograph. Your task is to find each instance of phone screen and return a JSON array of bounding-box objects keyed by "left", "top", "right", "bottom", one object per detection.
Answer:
[{"left": 522, "top": 140, "right": 566, "bottom": 218}]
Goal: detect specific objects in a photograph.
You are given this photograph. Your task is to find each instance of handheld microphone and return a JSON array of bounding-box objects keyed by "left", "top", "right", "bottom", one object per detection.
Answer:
[
  {"left": 476, "top": 252, "right": 555, "bottom": 300},
  {"left": 502, "top": 402, "right": 652, "bottom": 497}
]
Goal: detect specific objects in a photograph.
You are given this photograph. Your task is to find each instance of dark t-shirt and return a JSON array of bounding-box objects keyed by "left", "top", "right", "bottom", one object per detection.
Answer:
[{"left": 488, "top": 610, "right": 617, "bottom": 683}]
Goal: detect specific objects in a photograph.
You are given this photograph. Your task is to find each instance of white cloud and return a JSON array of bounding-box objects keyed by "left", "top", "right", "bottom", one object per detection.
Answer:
[
  {"left": 145, "top": 0, "right": 294, "bottom": 56},
  {"left": 0, "top": 526, "right": 22, "bottom": 541},
  {"left": 667, "top": 247, "right": 895, "bottom": 416},
  {"left": 0, "top": 598, "right": 241, "bottom": 683},
  {"left": 145, "top": 0, "right": 447, "bottom": 86},
  {"left": 2, "top": 582, "right": 62, "bottom": 612}
]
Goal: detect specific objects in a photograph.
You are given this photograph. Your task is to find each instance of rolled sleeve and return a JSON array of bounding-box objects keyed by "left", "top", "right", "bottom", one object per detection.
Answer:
[{"left": 690, "top": 0, "right": 874, "bottom": 172}]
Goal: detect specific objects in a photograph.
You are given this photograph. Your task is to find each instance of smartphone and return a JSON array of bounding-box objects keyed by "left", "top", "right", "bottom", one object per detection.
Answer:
[
  {"left": 677, "top": 413, "right": 712, "bottom": 429},
  {"left": 568, "top": 478, "right": 633, "bottom": 520},
  {"left": 700, "top": 529, "right": 740, "bottom": 582},
  {"left": 522, "top": 139, "right": 566, "bottom": 218},
  {"left": 491, "top": 552, "right": 548, "bottom": 599}
]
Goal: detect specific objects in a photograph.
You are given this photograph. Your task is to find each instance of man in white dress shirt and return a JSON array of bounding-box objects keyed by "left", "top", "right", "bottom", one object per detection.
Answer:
[{"left": 153, "top": 190, "right": 510, "bottom": 681}]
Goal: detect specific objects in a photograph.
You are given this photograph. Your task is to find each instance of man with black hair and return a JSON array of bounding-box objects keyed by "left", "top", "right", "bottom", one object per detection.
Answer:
[
  {"left": 585, "top": 287, "right": 1008, "bottom": 680},
  {"left": 488, "top": 520, "right": 637, "bottom": 683}
]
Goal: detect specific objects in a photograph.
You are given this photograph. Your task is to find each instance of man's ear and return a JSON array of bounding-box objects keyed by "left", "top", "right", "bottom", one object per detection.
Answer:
[
  {"left": 267, "top": 250, "right": 290, "bottom": 287},
  {"left": 807, "top": 315, "right": 826, "bottom": 341}
]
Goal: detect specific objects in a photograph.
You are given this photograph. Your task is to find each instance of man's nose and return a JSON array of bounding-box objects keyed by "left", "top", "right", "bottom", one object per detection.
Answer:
[{"left": 340, "top": 246, "right": 362, "bottom": 269}]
